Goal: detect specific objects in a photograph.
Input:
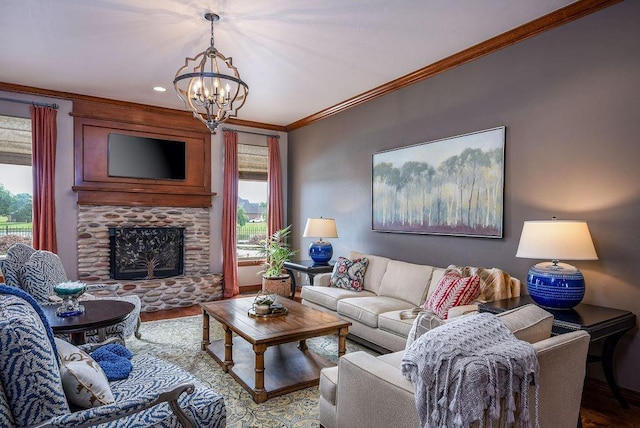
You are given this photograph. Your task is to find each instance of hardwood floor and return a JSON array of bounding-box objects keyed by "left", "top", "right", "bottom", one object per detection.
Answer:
[{"left": 140, "top": 301, "right": 639, "bottom": 427}]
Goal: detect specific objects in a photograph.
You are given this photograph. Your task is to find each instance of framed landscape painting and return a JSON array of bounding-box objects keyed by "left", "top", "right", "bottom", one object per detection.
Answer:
[{"left": 372, "top": 127, "right": 505, "bottom": 238}]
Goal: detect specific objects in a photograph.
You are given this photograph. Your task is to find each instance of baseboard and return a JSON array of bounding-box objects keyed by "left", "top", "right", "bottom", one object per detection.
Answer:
[
  {"left": 583, "top": 377, "right": 640, "bottom": 408},
  {"left": 239, "top": 284, "right": 261, "bottom": 294}
]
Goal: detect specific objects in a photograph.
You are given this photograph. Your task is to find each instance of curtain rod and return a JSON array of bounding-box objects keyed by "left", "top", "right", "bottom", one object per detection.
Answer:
[
  {"left": 221, "top": 127, "right": 280, "bottom": 139},
  {"left": 0, "top": 96, "right": 59, "bottom": 109}
]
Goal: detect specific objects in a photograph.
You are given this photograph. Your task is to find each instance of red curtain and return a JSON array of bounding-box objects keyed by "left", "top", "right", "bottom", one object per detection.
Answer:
[
  {"left": 267, "top": 136, "right": 284, "bottom": 236},
  {"left": 30, "top": 106, "right": 57, "bottom": 252},
  {"left": 222, "top": 130, "right": 239, "bottom": 297}
]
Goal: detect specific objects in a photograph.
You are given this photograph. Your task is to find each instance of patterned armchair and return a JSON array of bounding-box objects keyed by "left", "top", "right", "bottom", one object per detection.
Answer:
[
  {"left": 0, "top": 288, "right": 226, "bottom": 428},
  {"left": 0, "top": 243, "right": 141, "bottom": 343}
]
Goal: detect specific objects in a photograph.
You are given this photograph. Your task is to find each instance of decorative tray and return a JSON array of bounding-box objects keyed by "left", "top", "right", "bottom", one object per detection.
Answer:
[{"left": 248, "top": 307, "right": 288, "bottom": 318}]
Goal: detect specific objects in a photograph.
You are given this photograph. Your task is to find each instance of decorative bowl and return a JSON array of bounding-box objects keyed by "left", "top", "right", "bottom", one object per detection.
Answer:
[
  {"left": 252, "top": 291, "right": 277, "bottom": 315},
  {"left": 53, "top": 281, "right": 87, "bottom": 317}
]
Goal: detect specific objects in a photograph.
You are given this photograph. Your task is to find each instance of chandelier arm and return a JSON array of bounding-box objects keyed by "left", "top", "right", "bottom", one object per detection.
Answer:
[{"left": 173, "top": 72, "right": 248, "bottom": 88}]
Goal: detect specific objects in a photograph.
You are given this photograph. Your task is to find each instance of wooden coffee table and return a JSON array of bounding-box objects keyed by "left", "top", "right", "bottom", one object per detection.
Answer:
[
  {"left": 201, "top": 297, "right": 351, "bottom": 403},
  {"left": 43, "top": 300, "right": 135, "bottom": 345}
]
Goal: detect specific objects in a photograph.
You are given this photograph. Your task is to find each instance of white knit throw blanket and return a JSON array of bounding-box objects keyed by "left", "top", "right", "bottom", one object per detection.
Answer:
[{"left": 401, "top": 313, "right": 539, "bottom": 428}]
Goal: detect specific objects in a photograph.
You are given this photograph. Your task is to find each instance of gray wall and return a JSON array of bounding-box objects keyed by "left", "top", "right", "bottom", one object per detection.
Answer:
[{"left": 288, "top": 2, "right": 640, "bottom": 391}]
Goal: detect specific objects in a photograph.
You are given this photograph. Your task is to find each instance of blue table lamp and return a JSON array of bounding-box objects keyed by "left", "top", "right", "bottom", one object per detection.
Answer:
[
  {"left": 516, "top": 219, "right": 598, "bottom": 310},
  {"left": 303, "top": 217, "right": 338, "bottom": 264}
]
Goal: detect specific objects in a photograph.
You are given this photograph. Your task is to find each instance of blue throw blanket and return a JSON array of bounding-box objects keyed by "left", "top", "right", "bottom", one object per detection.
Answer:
[
  {"left": 0, "top": 283, "right": 59, "bottom": 360},
  {"left": 91, "top": 343, "right": 134, "bottom": 381}
]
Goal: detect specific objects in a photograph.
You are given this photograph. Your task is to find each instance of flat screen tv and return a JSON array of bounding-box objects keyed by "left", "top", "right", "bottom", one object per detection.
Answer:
[{"left": 107, "top": 133, "right": 186, "bottom": 180}]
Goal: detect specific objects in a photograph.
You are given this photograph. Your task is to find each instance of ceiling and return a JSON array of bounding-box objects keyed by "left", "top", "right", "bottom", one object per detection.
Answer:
[{"left": 1, "top": 0, "right": 579, "bottom": 128}]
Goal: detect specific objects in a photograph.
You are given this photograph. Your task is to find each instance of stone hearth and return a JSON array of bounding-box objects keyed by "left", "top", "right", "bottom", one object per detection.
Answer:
[{"left": 77, "top": 205, "right": 222, "bottom": 312}]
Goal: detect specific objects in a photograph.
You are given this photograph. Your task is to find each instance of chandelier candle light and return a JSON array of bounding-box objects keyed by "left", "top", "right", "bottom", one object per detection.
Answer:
[
  {"left": 174, "top": 12, "right": 248, "bottom": 133},
  {"left": 515, "top": 218, "right": 598, "bottom": 310},
  {"left": 303, "top": 218, "right": 338, "bottom": 264}
]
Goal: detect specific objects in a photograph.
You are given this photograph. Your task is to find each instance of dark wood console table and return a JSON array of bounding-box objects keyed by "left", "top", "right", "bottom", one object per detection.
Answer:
[
  {"left": 479, "top": 295, "right": 636, "bottom": 408},
  {"left": 283, "top": 259, "right": 335, "bottom": 298}
]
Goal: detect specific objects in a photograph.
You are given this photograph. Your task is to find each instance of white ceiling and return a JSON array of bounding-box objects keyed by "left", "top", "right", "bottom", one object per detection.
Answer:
[{"left": 1, "top": 0, "right": 577, "bottom": 127}]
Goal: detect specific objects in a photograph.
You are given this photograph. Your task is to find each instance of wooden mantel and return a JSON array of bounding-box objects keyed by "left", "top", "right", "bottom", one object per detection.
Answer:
[{"left": 72, "top": 100, "right": 215, "bottom": 208}]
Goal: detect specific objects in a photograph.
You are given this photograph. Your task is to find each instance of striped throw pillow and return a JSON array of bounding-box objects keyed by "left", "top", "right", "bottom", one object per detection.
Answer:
[{"left": 423, "top": 273, "right": 481, "bottom": 319}]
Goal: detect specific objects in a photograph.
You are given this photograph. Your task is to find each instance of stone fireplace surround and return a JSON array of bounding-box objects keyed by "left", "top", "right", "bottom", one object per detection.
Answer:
[{"left": 77, "top": 205, "right": 222, "bottom": 312}]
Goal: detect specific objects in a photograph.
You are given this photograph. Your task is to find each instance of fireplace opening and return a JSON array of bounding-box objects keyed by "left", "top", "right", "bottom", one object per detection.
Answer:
[{"left": 109, "top": 227, "right": 185, "bottom": 280}]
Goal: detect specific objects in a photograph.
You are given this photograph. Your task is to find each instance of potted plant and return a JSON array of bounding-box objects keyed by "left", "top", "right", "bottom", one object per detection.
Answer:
[{"left": 259, "top": 225, "right": 298, "bottom": 296}]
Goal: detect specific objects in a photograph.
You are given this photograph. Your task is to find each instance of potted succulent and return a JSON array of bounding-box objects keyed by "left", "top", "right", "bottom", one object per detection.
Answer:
[
  {"left": 253, "top": 292, "right": 276, "bottom": 315},
  {"left": 259, "top": 225, "right": 298, "bottom": 296}
]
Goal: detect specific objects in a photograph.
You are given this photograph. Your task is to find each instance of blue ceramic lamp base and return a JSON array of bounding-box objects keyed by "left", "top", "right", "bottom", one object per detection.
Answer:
[
  {"left": 309, "top": 240, "right": 333, "bottom": 264},
  {"left": 526, "top": 261, "right": 585, "bottom": 310}
]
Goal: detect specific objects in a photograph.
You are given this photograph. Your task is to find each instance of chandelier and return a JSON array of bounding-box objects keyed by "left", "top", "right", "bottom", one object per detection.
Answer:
[{"left": 174, "top": 13, "right": 249, "bottom": 133}]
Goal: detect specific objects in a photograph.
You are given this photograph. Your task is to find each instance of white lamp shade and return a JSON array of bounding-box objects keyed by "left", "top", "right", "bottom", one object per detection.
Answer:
[
  {"left": 516, "top": 220, "right": 598, "bottom": 261},
  {"left": 303, "top": 218, "right": 338, "bottom": 239}
]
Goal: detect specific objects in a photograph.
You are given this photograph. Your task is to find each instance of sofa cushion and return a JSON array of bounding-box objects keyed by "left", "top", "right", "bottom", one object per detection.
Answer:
[
  {"left": 497, "top": 304, "right": 553, "bottom": 343},
  {"left": 378, "top": 260, "right": 434, "bottom": 306},
  {"left": 423, "top": 273, "right": 481, "bottom": 319},
  {"left": 337, "top": 296, "right": 415, "bottom": 328},
  {"left": 55, "top": 338, "right": 115, "bottom": 408},
  {"left": 350, "top": 251, "right": 391, "bottom": 294},
  {"left": 330, "top": 256, "right": 369, "bottom": 291},
  {"left": 105, "top": 353, "right": 227, "bottom": 427},
  {"left": 378, "top": 310, "right": 416, "bottom": 338},
  {"left": 301, "top": 285, "right": 376, "bottom": 311}
]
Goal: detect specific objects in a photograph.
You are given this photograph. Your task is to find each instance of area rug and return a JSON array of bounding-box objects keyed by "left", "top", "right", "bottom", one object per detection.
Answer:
[{"left": 128, "top": 315, "right": 376, "bottom": 427}]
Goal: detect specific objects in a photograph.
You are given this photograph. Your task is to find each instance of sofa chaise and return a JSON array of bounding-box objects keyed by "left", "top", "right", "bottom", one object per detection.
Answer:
[{"left": 301, "top": 251, "right": 521, "bottom": 352}]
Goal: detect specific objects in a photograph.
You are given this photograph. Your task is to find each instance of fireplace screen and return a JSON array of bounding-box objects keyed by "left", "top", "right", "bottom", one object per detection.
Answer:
[{"left": 109, "top": 227, "right": 185, "bottom": 280}]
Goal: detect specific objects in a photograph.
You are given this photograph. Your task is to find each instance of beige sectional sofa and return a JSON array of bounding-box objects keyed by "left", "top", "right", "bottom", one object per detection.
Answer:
[
  {"left": 319, "top": 304, "right": 590, "bottom": 428},
  {"left": 301, "top": 251, "right": 521, "bottom": 352}
]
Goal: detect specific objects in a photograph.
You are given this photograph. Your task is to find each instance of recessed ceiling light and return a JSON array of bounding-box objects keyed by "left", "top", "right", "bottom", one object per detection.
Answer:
[{"left": 153, "top": 86, "right": 166, "bottom": 92}]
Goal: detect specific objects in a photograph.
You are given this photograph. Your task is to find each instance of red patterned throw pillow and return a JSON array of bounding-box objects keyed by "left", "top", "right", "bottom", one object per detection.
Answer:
[
  {"left": 330, "top": 257, "right": 369, "bottom": 291},
  {"left": 423, "top": 273, "right": 481, "bottom": 319}
]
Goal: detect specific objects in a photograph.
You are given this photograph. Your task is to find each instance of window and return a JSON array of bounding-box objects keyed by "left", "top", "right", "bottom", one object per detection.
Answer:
[
  {"left": 237, "top": 143, "right": 267, "bottom": 259},
  {"left": 0, "top": 115, "right": 33, "bottom": 255}
]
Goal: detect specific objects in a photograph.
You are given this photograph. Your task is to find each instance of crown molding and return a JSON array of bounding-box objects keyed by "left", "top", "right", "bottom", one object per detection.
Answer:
[
  {"left": 0, "top": 0, "right": 621, "bottom": 134},
  {"left": 285, "top": 0, "right": 622, "bottom": 131},
  {"left": 0, "top": 82, "right": 286, "bottom": 133}
]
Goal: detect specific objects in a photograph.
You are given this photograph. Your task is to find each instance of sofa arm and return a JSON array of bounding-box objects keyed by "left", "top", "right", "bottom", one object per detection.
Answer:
[
  {"left": 314, "top": 272, "right": 332, "bottom": 286},
  {"left": 335, "top": 352, "right": 418, "bottom": 428},
  {"left": 447, "top": 303, "right": 479, "bottom": 319},
  {"left": 532, "top": 330, "right": 590, "bottom": 428},
  {"left": 86, "top": 283, "right": 120, "bottom": 297}
]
